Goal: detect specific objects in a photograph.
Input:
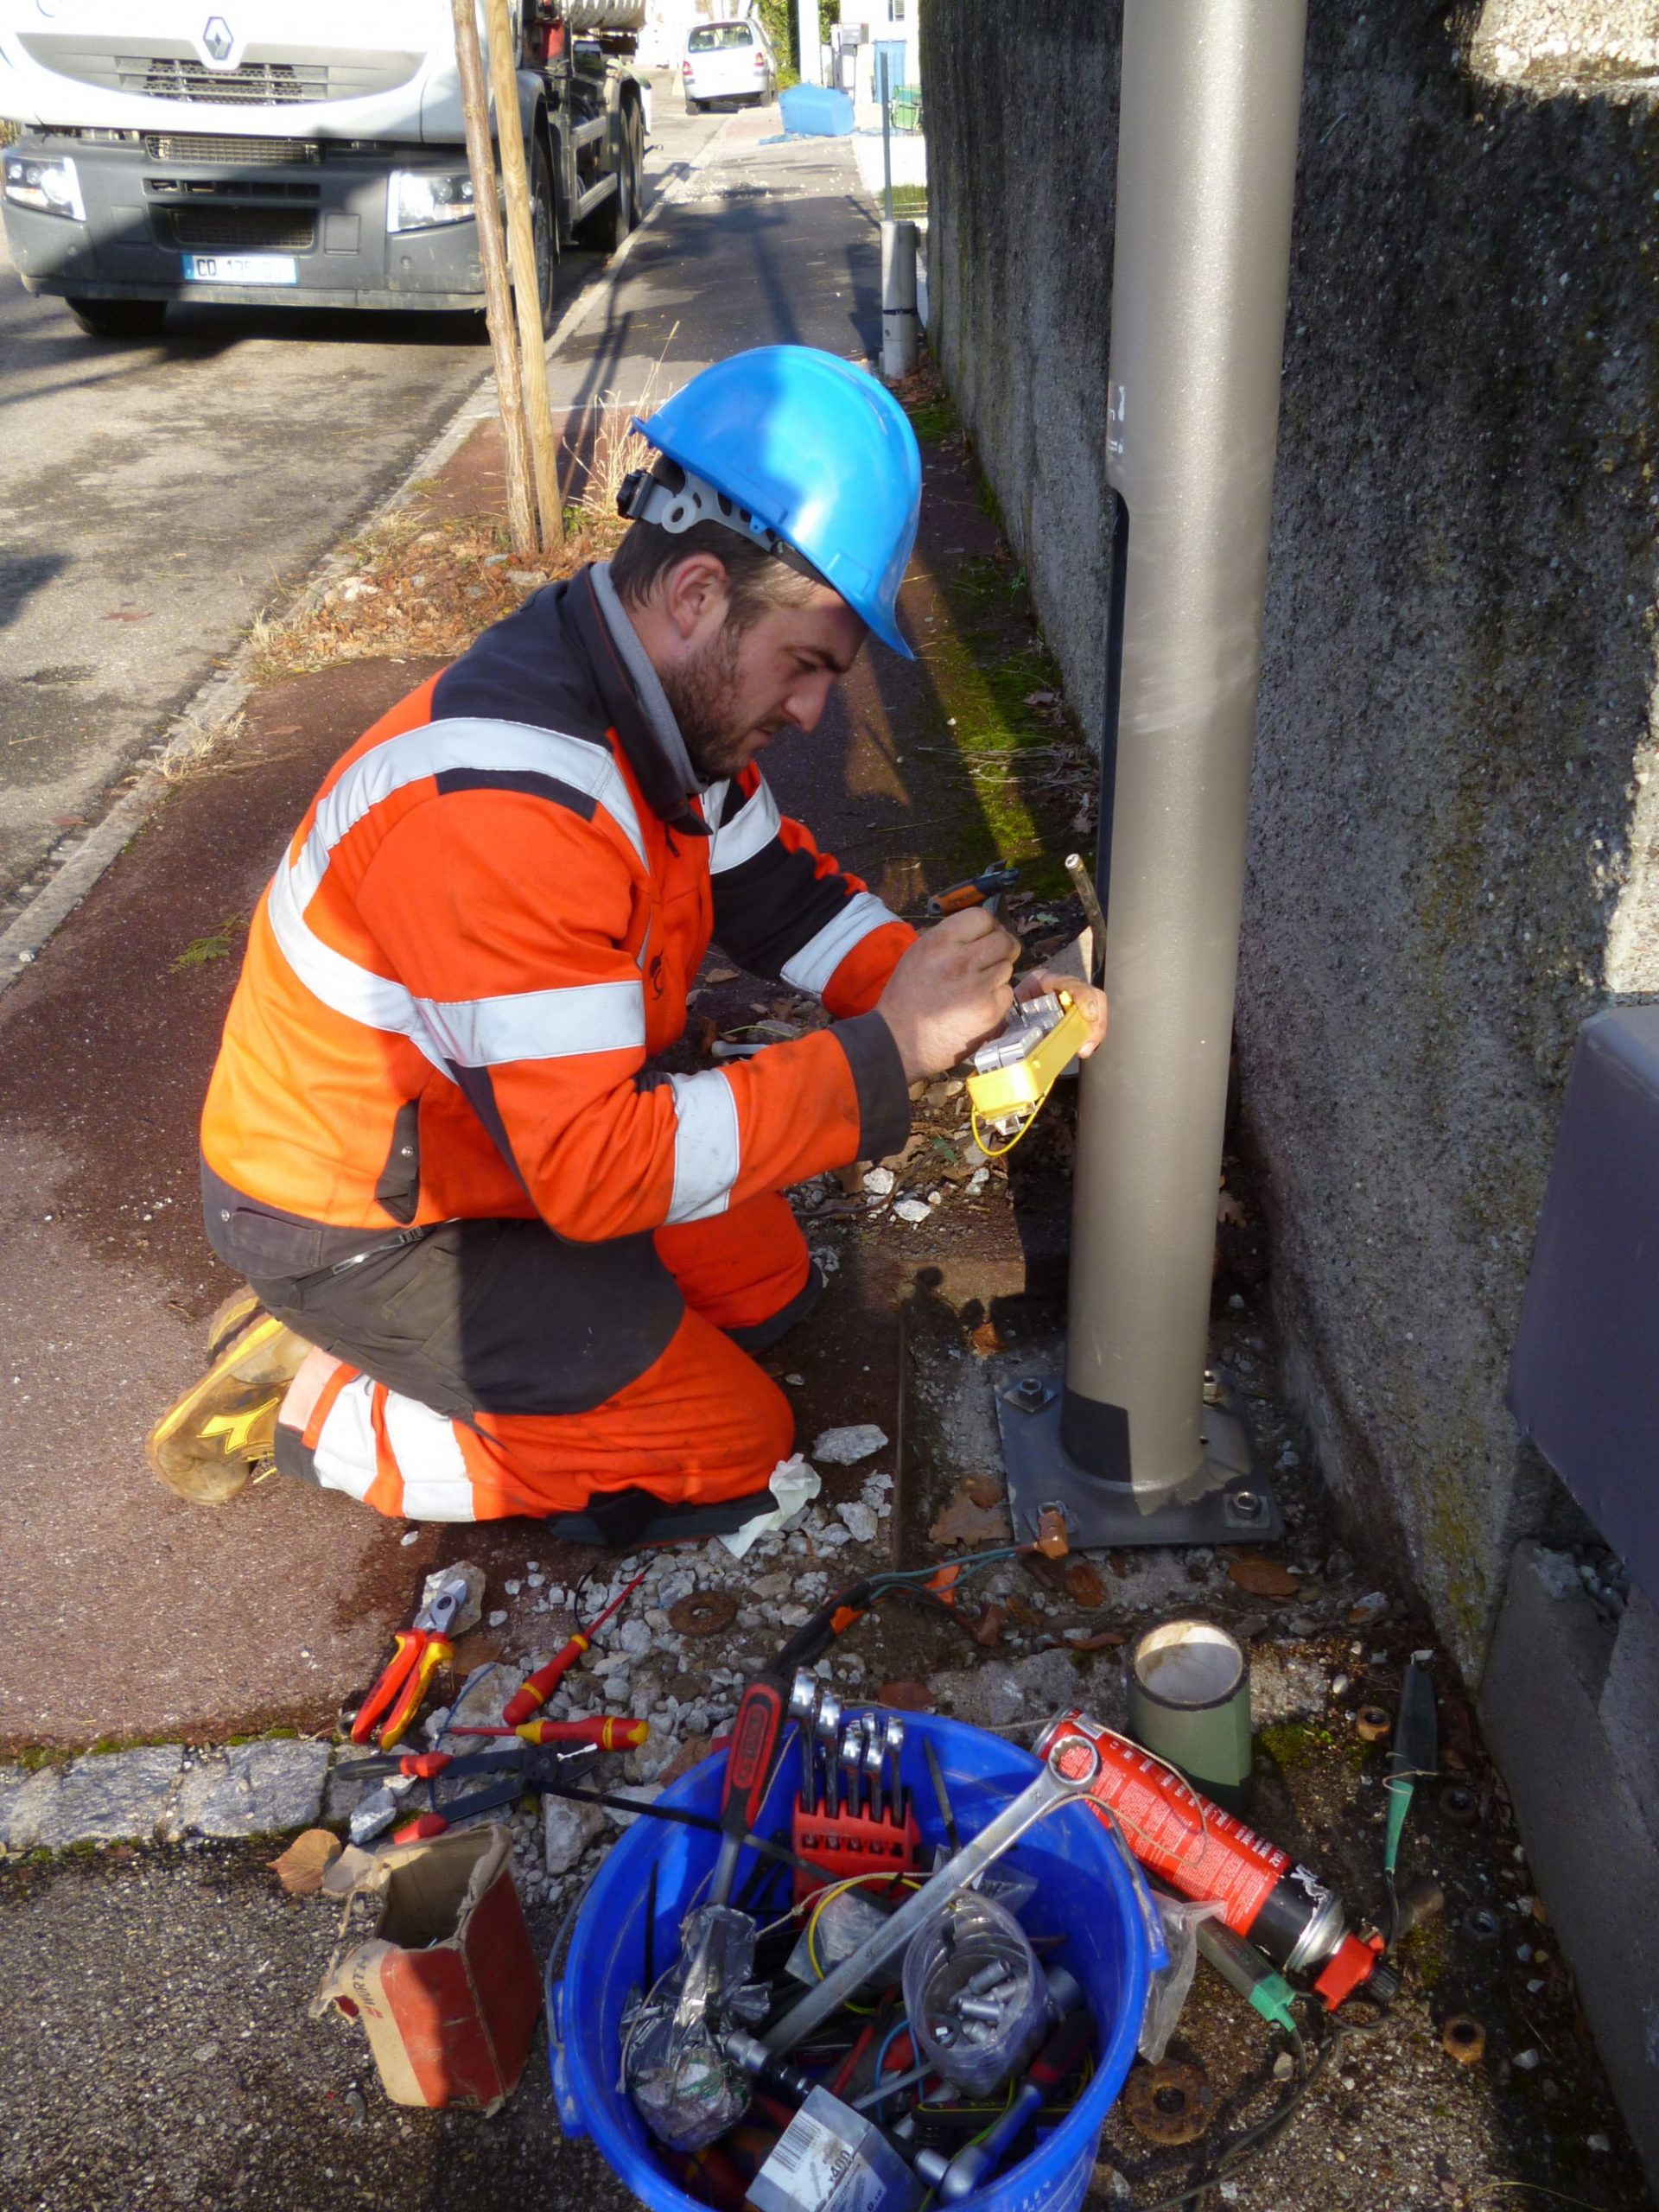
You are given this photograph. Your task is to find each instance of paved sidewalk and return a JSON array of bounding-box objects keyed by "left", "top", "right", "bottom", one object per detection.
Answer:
[{"left": 0, "top": 109, "right": 936, "bottom": 1754}]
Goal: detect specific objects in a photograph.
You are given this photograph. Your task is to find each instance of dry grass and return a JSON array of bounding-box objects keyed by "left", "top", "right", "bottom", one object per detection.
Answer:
[
  {"left": 569, "top": 339, "right": 677, "bottom": 520},
  {"left": 245, "top": 347, "right": 680, "bottom": 684},
  {"left": 245, "top": 499, "right": 627, "bottom": 684},
  {"left": 157, "top": 706, "right": 245, "bottom": 783}
]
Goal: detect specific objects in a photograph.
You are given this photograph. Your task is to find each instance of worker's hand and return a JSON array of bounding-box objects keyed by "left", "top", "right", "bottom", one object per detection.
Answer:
[
  {"left": 1014, "top": 969, "right": 1109, "bottom": 1058},
  {"left": 875, "top": 908, "right": 1020, "bottom": 1084}
]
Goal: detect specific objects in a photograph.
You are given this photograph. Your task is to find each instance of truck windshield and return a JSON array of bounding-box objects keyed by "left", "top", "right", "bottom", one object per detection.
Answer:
[{"left": 689, "top": 25, "right": 753, "bottom": 48}]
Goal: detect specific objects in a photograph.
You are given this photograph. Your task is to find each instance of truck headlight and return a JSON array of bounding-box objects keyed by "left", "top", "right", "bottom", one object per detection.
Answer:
[
  {"left": 388, "top": 169, "right": 474, "bottom": 233},
  {"left": 3, "top": 152, "right": 85, "bottom": 221}
]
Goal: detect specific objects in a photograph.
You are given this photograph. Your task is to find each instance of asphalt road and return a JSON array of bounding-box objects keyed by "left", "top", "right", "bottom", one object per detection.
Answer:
[{"left": 0, "top": 85, "right": 720, "bottom": 912}]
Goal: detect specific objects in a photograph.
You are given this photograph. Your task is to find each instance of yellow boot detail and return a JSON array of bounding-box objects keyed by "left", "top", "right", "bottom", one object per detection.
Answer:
[{"left": 146, "top": 1312, "right": 310, "bottom": 1506}]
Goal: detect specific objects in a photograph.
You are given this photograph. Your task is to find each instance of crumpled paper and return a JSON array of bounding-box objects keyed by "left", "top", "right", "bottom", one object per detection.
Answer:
[{"left": 717, "top": 1452, "right": 821, "bottom": 1559}]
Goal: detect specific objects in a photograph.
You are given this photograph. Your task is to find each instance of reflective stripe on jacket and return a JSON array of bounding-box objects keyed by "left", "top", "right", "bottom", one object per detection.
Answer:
[{"left": 200, "top": 567, "right": 914, "bottom": 1333}]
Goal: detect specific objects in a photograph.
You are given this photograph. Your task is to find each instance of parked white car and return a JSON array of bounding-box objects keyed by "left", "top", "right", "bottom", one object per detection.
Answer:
[{"left": 683, "top": 19, "right": 777, "bottom": 111}]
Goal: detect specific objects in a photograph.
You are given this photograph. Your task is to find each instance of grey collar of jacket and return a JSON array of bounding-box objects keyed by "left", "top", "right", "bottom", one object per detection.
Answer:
[{"left": 589, "top": 560, "right": 703, "bottom": 807}]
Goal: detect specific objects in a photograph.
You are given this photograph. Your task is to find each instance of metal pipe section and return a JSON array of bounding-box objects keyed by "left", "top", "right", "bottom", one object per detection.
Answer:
[
  {"left": 880, "top": 218, "right": 918, "bottom": 381},
  {"left": 1063, "top": 0, "right": 1306, "bottom": 1502}
]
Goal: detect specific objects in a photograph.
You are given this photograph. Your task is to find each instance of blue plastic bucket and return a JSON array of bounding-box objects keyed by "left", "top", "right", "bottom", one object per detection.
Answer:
[{"left": 550, "top": 1712, "right": 1151, "bottom": 2212}]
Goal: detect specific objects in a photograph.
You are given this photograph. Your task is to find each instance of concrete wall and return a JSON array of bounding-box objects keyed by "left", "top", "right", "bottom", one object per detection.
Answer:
[{"left": 921, "top": 0, "right": 1659, "bottom": 1673}]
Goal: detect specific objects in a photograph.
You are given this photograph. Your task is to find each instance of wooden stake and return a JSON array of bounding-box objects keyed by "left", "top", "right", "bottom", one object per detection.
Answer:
[
  {"left": 481, "top": 0, "right": 564, "bottom": 550},
  {"left": 451, "top": 0, "right": 537, "bottom": 559}
]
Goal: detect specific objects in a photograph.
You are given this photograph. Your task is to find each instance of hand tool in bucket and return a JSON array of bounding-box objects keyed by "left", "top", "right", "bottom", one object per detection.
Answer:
[{"left": 764, "top": 1726, "right": 1107, "bottom": 2055}]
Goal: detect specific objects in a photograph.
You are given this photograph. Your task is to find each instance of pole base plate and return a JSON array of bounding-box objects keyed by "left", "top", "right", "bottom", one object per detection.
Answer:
[{"left": 995, "top": 1370, "right": 1282, "bottom": 1549}]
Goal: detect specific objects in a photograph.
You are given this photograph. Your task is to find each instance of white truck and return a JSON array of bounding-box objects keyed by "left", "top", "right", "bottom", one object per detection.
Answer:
[{"left": 0, "top": 0, "right": 649, "bottom": 337}]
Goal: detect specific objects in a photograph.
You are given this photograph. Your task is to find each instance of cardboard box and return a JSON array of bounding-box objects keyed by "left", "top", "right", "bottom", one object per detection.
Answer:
[{"left": 316, "top": 1823, "right": 539, "bottom": 2113}]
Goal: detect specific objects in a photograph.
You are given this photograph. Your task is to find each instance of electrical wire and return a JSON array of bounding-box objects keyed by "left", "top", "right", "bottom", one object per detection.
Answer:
[
  {"left": 1123, "top": 2003, "right": 1394, "bottom": 2212},
  {"left": 866, "top": 2018, "right": 911, "bottom": 2106},
  {"left": 803, "top": 1872, "right": 925, "bottom": 2007}
]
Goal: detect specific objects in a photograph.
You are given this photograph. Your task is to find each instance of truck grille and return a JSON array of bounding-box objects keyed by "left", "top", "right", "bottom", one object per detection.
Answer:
[
  {"left": 166, "top": 206, "right": 316, "bottom": 252},
  {"left": 19, "top": 35, "right": 419, "bottom": 106},
  {"left": 144, "top": 134, "right": 321, "bottom": 166},
  {"left": 126, "top": 58, "right": 328, "bottom": 105}
]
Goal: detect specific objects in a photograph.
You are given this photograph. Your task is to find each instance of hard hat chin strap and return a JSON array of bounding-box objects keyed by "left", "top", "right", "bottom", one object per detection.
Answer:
[{"left": 618, "top": 460, "right": 826, "bottom": 588}]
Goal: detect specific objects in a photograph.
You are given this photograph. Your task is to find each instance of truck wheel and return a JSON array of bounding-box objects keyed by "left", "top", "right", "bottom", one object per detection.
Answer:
[
  {"left": 531, "top": 137, "right": 558, "bottom": 339},
  {"left": 65, "top": 296, "right": 167, "bottom": 340},
  {"left": 580, "top": 100, "right": 641, "bottom": 253}
]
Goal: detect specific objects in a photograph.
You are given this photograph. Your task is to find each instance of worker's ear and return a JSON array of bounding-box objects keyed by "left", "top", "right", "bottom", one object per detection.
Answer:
[{"left": 660, "top": 551, "right": 732, "bottom": 643}]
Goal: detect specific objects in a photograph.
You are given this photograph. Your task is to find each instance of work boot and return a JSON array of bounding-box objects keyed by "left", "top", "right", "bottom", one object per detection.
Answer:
[{"left": 145, "top": 1300, "right": 311, "bottom": 1505}]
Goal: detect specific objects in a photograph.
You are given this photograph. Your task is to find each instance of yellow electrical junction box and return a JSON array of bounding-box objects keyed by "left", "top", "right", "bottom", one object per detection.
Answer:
[{"left": 964, "top": 990, "right": 1093, "bottom": 1141}]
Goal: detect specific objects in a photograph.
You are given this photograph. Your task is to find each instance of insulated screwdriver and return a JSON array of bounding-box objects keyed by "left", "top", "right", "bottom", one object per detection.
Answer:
[
  {"left": 500, "top": 1567, "right": 648, "bottom": 1726},
  {"left": 450, "top": 1716, "right": 650, "bottom": 1750}
]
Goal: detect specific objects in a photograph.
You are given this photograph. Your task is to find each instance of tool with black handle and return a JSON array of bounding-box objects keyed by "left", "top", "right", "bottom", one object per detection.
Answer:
[{"left": 709, "top": 1669, "right": 788, "bottom": 1904}]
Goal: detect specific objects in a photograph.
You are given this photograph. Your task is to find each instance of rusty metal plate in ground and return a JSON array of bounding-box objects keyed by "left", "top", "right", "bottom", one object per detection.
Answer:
[
  {"left": 1123, "top": 2058, "right": 1217, "bottom": 2145},
  {"left": 669, "top": 1590, "right": 739, "bottom": 1638}
]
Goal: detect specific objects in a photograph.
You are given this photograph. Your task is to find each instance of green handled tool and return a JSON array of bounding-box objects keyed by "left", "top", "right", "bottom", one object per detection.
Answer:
[{"left": 1382, "top": 1660, "right": 1438, "bottom": 1944}]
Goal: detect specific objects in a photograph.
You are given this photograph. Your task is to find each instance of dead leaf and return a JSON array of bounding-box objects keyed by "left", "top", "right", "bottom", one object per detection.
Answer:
[
  {"left": 1227, "top": 1553, "right": 1301, "bottom": 1599},
  {"left": 960, "top": 1474, "right": 1004, "bottom": 1510},
  {"left": 969, "top": 1320, "right": 1005, "bottom": 1358},
  {"left": 1063, "top": 1561, "right": 1106, "bottom": 1608},
  {"left": 970, "top": 1604, "right": 1007, "bottom": 1649},
  {"left": 930, "top": 1489, "right": 1011, "bottom": 1545},
  {"left": 1005, "top": 1598, "right": 1040, "bottom": 1627},
  {"left": 1066, "top": 1629, "right": 1126, "bottom": 1651},
  {"left": 878, "top": 1680, "right": 936, "bottom": 1713},
  {"left": 264, "top": 723, "right": 302, "bottom": 737},
  {"left": 1217, "top": 1189, "right": 1248, "bottom": 1227},
  {"left": 105, "top": 609, "right": 152, "bottom": 622},
  {"left": 835, "top": 1164, "right": 867, "bottom": 1196},
  {"left": 270, "top": 1829, "right": 342, "bottom": 1896},
  {"left": 704, "top": 965, "right": 740, "bottom": 984}
]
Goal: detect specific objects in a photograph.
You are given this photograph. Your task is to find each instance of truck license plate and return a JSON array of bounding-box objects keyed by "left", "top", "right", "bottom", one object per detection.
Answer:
[{"left": 182, "top": 253, "right": 298, "bottom": 286}]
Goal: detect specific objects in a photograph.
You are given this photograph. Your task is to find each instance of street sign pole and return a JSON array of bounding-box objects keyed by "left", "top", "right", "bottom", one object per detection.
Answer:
[{"left": 999, "top": 0, "right": 1308, "bottom": 1549}]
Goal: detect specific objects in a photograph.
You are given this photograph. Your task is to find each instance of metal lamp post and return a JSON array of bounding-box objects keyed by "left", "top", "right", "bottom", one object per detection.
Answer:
[{"left": 999, "top": 0, "right": 1307, "bottom": 1548}]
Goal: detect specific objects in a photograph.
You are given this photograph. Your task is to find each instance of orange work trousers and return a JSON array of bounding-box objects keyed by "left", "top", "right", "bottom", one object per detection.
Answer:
[{"left": 276, "top": 1192, "right": 807, "bottom": 1529}]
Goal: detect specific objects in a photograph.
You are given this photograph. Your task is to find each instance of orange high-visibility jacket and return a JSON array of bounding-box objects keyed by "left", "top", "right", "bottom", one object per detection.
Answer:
[{"left": 200, "top": 566, "right": 914, "bottom": 1399}]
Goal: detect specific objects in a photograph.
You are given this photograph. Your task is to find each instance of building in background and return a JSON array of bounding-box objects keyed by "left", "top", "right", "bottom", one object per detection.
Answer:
[{"left": 834, "top": 0, "right": 918, "bottom": 121}]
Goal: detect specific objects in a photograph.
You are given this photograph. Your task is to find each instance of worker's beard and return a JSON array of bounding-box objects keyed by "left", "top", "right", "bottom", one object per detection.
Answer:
[{"left": 662, "top": 623, "right": 753, "bottom": 785}]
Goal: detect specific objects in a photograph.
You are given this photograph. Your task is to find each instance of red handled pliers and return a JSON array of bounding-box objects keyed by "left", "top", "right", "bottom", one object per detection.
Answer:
[{"left": 350, "top": 1576, "right": 467, "bottom": 1750}]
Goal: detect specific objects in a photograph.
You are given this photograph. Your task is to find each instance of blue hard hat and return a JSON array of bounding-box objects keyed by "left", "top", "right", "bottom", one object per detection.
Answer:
[{"left": 631, "top": 345, "right": 922, "bottom": 658}]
